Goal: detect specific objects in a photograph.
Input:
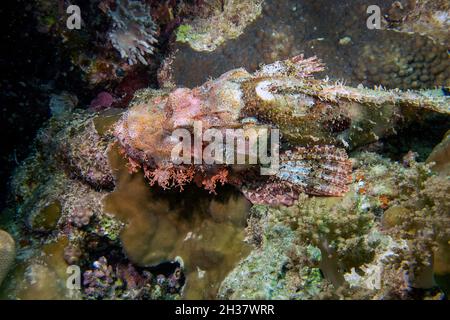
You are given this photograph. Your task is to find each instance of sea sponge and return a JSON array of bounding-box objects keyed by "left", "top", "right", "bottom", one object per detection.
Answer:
[{"left": 0, "top": 230, "right": 15, "bottom": 286}]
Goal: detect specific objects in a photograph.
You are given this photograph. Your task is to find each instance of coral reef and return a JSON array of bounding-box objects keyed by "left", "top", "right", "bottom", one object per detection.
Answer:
[
  {"left": 107, "top": 0, "right": 158, "bottom": 66},
  {"left": 2, "top": 0, "right": 449, "bottom": 302},
  {"left": 1, "top": 1, "right": 448, "bottom": 297},
  {"left": 165, "top": 0, "right": 449, "bottom": 91},
  {"left": 104, "top": 147, "right": 252, "bottom": 299},
  {"left": 0, "top": 230, "right": 15, "bottom": 286},
  {"left": 220, "top": 151, "right": 449, "bottom": 299},
  {"left": 383, "top": 0, "right": 450, "bottom": 46},
  {"left": 49, "top": 92, "right": 79, "bottom": 118},
  {"left": 27, "top": 200, "right": 62, "bottom": 233},
  {"left": 83, "top": 256, "right": 116, "bottom": 299},
  {"left": 285, "top": 193, "right": 376, "bottom": 288},
  {"left": 0, "top": 104, "right": 178, "bottom": 299},
  {"left": 49, "top": 110, "right": 116, "bottom": 190},
  {"left": 68, "top": 206, "right": 95, "bottom": 228},
  {"left": 218, "top": 205, "right": 329, "bottom": 299},
  {"left": 90, "top": 92, "right": 115, "bottom": 111},
  {"left": 382, "top": 174, "right": 450, "bottom": 289},
  {"left": 175, "top": 0, "right": 263, "bottom": 52},
  {"left": 351, "top": 32, "right": 449, "bottom": 90},
  {"left": 83, "top": 256, "right": 184, "bottom": 300},
  {"left": 29, "top": 0, "right": 195, "bottom": 91},
  {"left": 1, "top": 92, "right": 251, "bottom": 299}
]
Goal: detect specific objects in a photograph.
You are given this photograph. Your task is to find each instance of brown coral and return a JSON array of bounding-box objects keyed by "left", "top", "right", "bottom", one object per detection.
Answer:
[{"left": 0, "top": 230, "right": 15, "bottom": 286}]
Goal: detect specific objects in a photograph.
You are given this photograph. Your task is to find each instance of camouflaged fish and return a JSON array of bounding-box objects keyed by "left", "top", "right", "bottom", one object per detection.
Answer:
[{"left": 114, "top": 55, "right": 449, "bottom": 206}]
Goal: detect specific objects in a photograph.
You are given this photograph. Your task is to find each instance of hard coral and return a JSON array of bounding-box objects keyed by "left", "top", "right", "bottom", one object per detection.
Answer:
[
  {"left": 286, "top": 194, "right": 376, "bottom": 288},
  {"left": 0, "top": 230, "right": 15, "bottom": 286},
  {"left": 384, "top": 174, "right": 450, "bottom": 289},
  {"left": 353, "top": 31, "right": 449, "bottom": 90},
  {"left": 175, "top": 0, "right": 264, "bottom": 52},
  {"left": 68, "top": 206, "right": 95, "bottom": 228},
  {"left": 219, "top": 205, "right": 329, "bottom": 299}
]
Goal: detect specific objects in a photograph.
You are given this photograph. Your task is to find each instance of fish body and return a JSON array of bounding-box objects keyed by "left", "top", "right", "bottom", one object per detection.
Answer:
[{"left": 114, "top": 56, "right": 449, "bottom": 205}]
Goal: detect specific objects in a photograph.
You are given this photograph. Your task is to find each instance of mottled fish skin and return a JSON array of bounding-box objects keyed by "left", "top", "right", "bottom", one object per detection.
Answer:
[
  {"left": 114, "top": 55, "right": 448, "bottom": 205},
  {"left": 241, "top": 55, "right": 450, "bottom": 149},
  {"left": 241, "top": 145, "right": 352, "bottom": 206}
]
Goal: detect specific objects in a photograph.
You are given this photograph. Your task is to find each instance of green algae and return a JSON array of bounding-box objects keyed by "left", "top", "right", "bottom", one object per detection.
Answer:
[
  {"left": 104, "top": 146, "right": 252, "bottom": 299},
  {"left": 175, "top": 25, "right": 197, "bottom": 43}
]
